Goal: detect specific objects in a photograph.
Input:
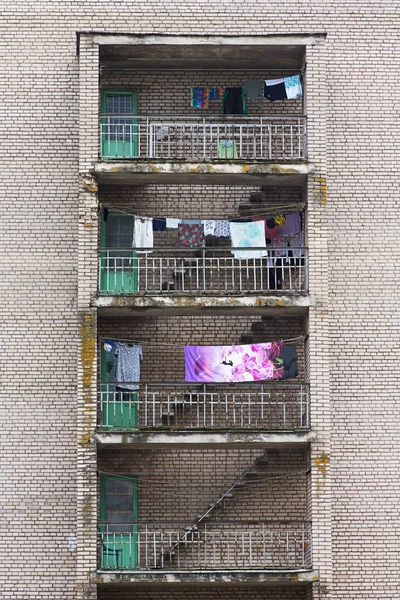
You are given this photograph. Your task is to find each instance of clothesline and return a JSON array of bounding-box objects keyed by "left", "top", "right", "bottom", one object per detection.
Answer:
[
  {"left": 100, "top": 335, "right": 304, "bottom": 348},
  {"left": 100, "top": 203, "right": 305, "bottom": 225}
]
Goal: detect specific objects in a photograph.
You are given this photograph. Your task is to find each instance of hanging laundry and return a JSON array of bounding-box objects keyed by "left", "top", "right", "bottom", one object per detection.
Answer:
[
  {"left": 264, "top": 78, "right": 287, "bottom": 102},
  {"left": 176, "top": 223, "right": 205, "bottom": 247},
  {"left": 243, "top": 80, "right": 263, "bottom": 102},
  {"left": 102, "top": 206, "right": 109, "bottom": 222},
  {"left": 191, "top": 87, "right": 209, "bottom": 109},
  {"left": 184, "top": 341, "right": 284, "bottom": 383},
  {"left": 182, "top": 219, "right": 201, "bottom": 225},
  {"left": 115, "top": 343, "right": 143, "bottom": 391},
  {"left": 279, "top": 212, "right": 301, "bottom": 237},
  {"left": 229, "top": 220, "right": 268, "bottom": 259},
  {"left": 222, "top": 87, "right": 248, "bottom": 115},
  {"left": 214, "top": 220, "right": 231, "bottom": 238},
  {"left": 152, "top": 218, "right": 167, "bottom": 232},
  {"left": 287, "top": 231, "right": 304, "bottom": 259},
  {"left": 284, "top": 75, "right": 302, "bottom": 100},
  {"left": 265, "top": 222, "right": 281, "bottom": 245},
  {"left": 202, "top": 220, "right": 216, "bottom": 236},
  {"left": 209, "top": 87, "right": 223, "bottom": 100},
  {"left": 103, "top": 340, "right": 114, "bottom": 353},
  {"left": 274, "top": 214, "right": 286, "bottom": 227},
  {"left": 280, "top": 345, "right": 298, "bottom": 379},
  {"left": 267, "top": 252, "right": 284, "bottom": 290},
  {"left": 133, "top": 217, "right": 153, "bottom": 251},
  {"left": 218, "top": 139, "right": 238, "bottom": 159},
  {"left": 166, "top": 218, "right": 181, "bottom": 229},
  {"left": 252, "top": 218, "right": 281, "bottom": 245}
]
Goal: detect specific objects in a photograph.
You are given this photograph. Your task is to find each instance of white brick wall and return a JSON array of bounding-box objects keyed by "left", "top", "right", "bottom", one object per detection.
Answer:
[{"left": 1, "top": 3, "right": 399, "bottom": 600}]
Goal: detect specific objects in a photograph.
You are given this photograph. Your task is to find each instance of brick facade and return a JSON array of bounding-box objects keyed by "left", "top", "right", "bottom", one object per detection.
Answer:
[{"left": 1, "top": 3, "right": 399, "bottom": 600}]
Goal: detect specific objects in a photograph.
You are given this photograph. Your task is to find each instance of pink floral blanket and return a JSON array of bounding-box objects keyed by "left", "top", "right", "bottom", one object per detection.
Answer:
[{"left": 184, "top": 341, "right": 284, "bottom": 383}]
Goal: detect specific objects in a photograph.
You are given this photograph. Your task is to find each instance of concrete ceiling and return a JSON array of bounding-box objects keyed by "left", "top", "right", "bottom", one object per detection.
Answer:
[{"left": 100, "top": 44, "right": 305, "bottom": 71}]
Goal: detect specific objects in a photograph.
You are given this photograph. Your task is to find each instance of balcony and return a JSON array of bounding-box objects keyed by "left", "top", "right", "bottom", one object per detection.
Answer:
[
  {"left": 97, "top": 382, "right": 310, "bottom": 432},
  {"left": 98, "top": 521, "right": 312, "bottom": 572},
  {"left": 98, "top": 247, "right": 308, "bottom": 296},
  {"left": 100, "top": 115, "right": 307, "bottom": 162}
]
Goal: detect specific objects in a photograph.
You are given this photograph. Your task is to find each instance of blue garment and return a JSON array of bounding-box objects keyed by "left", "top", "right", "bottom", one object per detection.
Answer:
[
  {"left": 284, "top": 75, "right": 302, "bottom": 100},
  {"left": 153, "top": 218, "right": 167, "bottom": 231}
]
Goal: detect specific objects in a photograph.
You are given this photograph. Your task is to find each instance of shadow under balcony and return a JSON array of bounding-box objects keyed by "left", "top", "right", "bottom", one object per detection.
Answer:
[
  {"left": 95, "top": 381, "right": 313, "bottom": 447},
  {"left": 95, "top": 520, "right": 313, "bottom": 585},
  {"left": 93, "top": 247, "right": 311, "bottom": 317}
]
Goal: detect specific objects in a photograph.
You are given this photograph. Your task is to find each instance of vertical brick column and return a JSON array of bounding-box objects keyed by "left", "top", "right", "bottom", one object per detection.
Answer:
[
  {"left": 76, "top": 34, "right": 99, "bottom": 600},
  {"left": 305, "top": 41, "right": 332, "bottom": 597}
]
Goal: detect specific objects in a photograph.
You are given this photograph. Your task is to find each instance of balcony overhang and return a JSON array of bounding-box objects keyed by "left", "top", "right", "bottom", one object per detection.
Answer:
[
  {"left": 88, "top": 32, "right": 326, "bottom": 71},
  {"left": 95, "top": 430, "right": 315, "bottom": 448},
  {"left": 93, "top": 161, "right": 313, "bottom": 187},
  {"left": 94, "top": 568, "right": 318, "bottom": 586},
  {"left": 93, "top": 293, "right": 312, "bottom": 317}
]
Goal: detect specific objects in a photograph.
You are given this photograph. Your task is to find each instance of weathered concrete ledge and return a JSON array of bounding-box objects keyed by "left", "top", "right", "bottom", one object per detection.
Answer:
[
  {"left": 93, "top": 569, "right": 318, "bottom": 586},
  {"left": 93, "top": 160, "right": 314, "bottom": 186},
  {"left": 93, "top": 293, "right": 313, "bottom": 317},
  {"left": 95, "top": 430, "right": 315, "bottom": 447}
]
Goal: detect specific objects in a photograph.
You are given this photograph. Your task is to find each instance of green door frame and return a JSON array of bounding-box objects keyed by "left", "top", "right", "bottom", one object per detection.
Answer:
[
  {"left": 100, "top": 340, "right": 138, "bottom": 429},
  {"left": 100, "top": 90, "right": 138, "bottom": 159},
  {"left": 99, "top": 211, "right": 138, "bottom": 295},
  {"left": 100, "top": 475, "right": 138, "bottom": 569}
]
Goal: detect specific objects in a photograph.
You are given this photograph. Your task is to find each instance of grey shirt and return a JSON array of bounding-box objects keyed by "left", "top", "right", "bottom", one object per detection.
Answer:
[{"left": 115, "top": 343, "right": 143, "bottom": 391}]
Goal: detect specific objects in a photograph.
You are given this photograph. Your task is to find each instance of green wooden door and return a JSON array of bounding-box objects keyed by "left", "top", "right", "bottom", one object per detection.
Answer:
[
  {"left": 100, "top": 342, "right": 138, "bottom": 429},
  {"left": 100, "top": 476, "right": 138, "bottom": 569},
  {"left": 99, "top": 213, "right": 138, "bottom": 294},
  {"left": 101, "top": 90, "right": 138, "bottom": 159}
]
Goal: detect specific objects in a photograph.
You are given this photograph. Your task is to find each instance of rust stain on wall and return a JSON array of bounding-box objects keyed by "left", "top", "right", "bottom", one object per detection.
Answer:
[
  {"left": 315, "top": 452, "right": 329, "bottom": 496},
  {"left": 314, "top": 176, "right": 327, "bottom": 206}
]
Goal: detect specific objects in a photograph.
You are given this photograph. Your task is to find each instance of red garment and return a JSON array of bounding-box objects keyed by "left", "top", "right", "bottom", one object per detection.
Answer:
[{"left": 252, "top": 218, "right": 280, "bottom": 245}]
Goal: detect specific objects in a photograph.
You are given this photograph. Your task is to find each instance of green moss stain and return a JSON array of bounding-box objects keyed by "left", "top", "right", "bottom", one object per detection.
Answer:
[{"left": 79, "top": 311, "right": 96, "bottom": 445}]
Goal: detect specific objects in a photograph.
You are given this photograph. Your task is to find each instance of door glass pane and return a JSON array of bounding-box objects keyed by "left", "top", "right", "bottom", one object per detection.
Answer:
[
  {"left": 105, "top": 215, "right": 133, "bottom": 249},
  {"left": 105, "top": 95, "right": 134, "bottom": 141},
  {"left": 106, "top": 95, "right": 133, "bottom": 114},
  {"left": 104, "top": 478, "right": 135, "bottom": 533}
]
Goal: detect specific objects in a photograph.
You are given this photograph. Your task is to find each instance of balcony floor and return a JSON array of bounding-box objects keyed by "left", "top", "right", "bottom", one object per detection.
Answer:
[
  {"left": 93, "top": 160, "right": 313, "bottom": 186},
  {"left": 93, "top": 293, "right": 312, "bottom": 317},
  {"left": 95, "top": 430, "right": 315, "bottom": 448},
  {"left": 94, "top": 569, "right": 318, "bottom": 586}
]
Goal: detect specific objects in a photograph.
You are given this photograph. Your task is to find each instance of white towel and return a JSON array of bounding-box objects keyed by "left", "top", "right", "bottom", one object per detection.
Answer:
[
  {"left": 264, "top": 78, "right": 284, "bottom": 87},
  {"left": 229, "top": 221, "right": 267, "bottom": 260},
  {"left": 202, "top": 220, "right": 216, "bottom": 236},
  {"left": 133, "top": 217, "right": 153, "bottom": 252},
  {"left": 166, "top": 218, "right": 181, "bottom": 229}
]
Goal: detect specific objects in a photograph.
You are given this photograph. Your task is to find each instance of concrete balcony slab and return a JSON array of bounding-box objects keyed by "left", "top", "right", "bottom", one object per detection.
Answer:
[
  {"left": 93, "top": 569, "right": 318, "bottom": 586},
  {"left": 93, "top": 161, "right": 314, "bottom": 187},
  {"left": 95, "top": 430, "right": 315, "bottom": 448},
  {"left": 93, "top": 293, "right": 313, "bottom": 317}
]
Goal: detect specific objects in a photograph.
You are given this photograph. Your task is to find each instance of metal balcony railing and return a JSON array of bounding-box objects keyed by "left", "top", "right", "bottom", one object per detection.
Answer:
[
  {"left": 98, "top": 382, "right": 310, "bottom": 431},
  {"left": 98, "top": 521, "right": 312, "bottom": 571},
  {"left": 98, "top": 247, "right": 308, "bottom": 295},
  {"left": 100, "top": 115, "right": 307, "bottom": 161}
]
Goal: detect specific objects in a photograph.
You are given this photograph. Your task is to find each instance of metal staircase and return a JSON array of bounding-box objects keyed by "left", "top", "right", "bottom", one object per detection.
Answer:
[{"left": 162, "top": 450, "right": 269, "bottom": 564}]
